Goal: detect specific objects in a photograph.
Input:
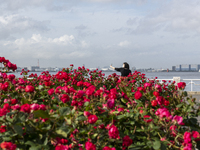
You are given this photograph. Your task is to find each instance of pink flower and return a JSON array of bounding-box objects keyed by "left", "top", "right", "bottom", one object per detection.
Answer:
[
  {"left": 108, "top": 125, "right": 120, "bottom": 139},
  {"left": 107, "top": 99, "right": 115, "bottom": 109},
  {"left": 85, "top": 141, "right": 96, "bottom": 150},
  {"left": 184, "top": 131, "right": 191, "bottom": 144},
  {"left": 31, "top": 103, "right": 40, "bottom": 111},
  {"left": 155, "top": 108, "right": 171, "bottom": 118},
  {"left": 84, "top": 111, "right": 92, "bottom": 117},
  {"left": 88, "top": 115, "right": 98, "bottom": 124},
  {"left": 172, "top": 115, "right": 184, "bottom": 125},
  {"left": 11, "top": 104, "right": 21, "bottom": 110}
]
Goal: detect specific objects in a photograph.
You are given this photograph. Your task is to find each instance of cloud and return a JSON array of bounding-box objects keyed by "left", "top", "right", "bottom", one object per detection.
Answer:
[
  {"left": 75, "top": 24, "right": 87, "bottom": 30},
  {"left": 2, "top": 34, "right": 89, "bottom": 61},
  {"left": 118, "top": 41, "right": 130, "bottom": 47},
  {"left": 126, "top": 0, "right": 200, "bottom": 35},
  {"left": 0, "top": 14, "right": 49, "bottom": 39}
]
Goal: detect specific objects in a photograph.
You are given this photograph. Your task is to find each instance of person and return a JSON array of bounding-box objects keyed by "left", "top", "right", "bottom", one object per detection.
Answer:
[{"left": 110, "top": 62, "right": 131, "bottom": 77}]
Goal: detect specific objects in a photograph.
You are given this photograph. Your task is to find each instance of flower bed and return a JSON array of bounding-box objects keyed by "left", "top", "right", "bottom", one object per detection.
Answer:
[{"left": 0, "top": 57, "right": 200, "bottom": 150}]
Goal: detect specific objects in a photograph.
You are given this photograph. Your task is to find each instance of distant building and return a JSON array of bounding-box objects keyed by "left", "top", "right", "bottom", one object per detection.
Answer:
[
  {"left": 28, "top": 66, "right": 40, "bottom": 72},
  {"left": 175, "top": 64, "right": 200, "bottom": 72},
  {"left": 172, "top": 66, "right": 176, "bottom": 71}
]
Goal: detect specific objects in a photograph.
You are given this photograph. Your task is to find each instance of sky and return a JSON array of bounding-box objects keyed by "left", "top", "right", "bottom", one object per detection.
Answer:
[{"left": 1, "top": 0, "right": 200, "bottom": 69}]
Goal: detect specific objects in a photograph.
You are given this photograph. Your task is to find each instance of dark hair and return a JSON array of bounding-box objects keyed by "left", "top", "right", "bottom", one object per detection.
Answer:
[{"left": 123, "top": 62, "right": 129, "bottom": 69}]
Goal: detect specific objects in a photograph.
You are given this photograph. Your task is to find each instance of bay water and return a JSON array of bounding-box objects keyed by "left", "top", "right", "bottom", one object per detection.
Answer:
[{"left": 7, "top": 71, "right": 200, "bottom": 91}]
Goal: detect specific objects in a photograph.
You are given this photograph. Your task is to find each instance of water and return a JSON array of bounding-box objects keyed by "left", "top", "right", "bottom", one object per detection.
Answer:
[{"left": 7, "top": 71, "right": 200, "bottom": 91}]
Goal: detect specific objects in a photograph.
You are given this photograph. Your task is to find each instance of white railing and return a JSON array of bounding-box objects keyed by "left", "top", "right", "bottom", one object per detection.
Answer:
[{"left": 151, "top": 77, "right": 200, "bottom": 91}]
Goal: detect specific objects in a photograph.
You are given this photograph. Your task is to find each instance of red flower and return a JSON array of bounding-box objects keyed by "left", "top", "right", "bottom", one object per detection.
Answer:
[
  {"left": 20, "top": 104, "right": 31, "bottom": 113},
  {"left": 0, "top": 142, "right": 17, "bottom": 150},
  {"left": 177, "top": 82, "right": 186, "bottom": 90},
  {"left": 103, "top": 146, "right": 116, "bottom": 150},
  {"left": 0, "top": 125, "right": 6, "bottom": 133},
  {"left": 25, "top": 85, "right": 35, "bottom": 92},
  {"left": 134, "top": 91, "right": 142, "bottom": 100},
  {"left": 88, "top": 115, "right": 98, "bottom": 124},
  {"left": 153, "top": 91, "right": 159, "bottom": 97},
  {"left": 107, "top": 99, "right": 115, "bottom": 109},
  {"left": 123, "top": 135, "right": 133, "bottom": 147},
  {"left": 143, "top": 115, "right": 153, "bottom": 123},
  {"left": 164, "top": 100, "right": 170, "bottom": 106},
  {"left": 48, "top": 89, "right": 54, "bottom": 95},
  {"left": 108, "top": 125, "right": 120, "bottom": 139},
  {"left": 60, "top": 94, "right": 70, "bottom": 103},
  {"left": 85, "top": 141, "right": 96, "bottom": 150},
  {"left": 151, "top": 100, "right": 157, "bottom": 107}
]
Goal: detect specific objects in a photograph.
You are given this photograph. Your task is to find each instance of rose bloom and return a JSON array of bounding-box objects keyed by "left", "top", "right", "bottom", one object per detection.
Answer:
[
  {"left": 108, "top": 125, "right": 120, "bottom": 139},
  {"left": 153, "top": 91, "right": 160, "bottom": 97},
  {"left": 177, "top": 82, "right": 186, "bottom": 90},
  {"left": 0, "top": 125, "right": 6, "bottom": 133},
  {"left": 60, "top": 94, "right": 70, "bottom": 103},
  {"left": 20, "top": 104, "right": 31, "bottom": 113},
  {"left": 143, "top": 115, "right": 153, "bottom": 123},
  {"left": 123, "top": 135, "right": 133, "bottom": 147},
  {"left": 184, "top": 131, "right": 192, "bottom": 144},
  {"left": 31, "top": 103, "right": 40, "bottom": 111},
  {"left": 85, "top": 141, "right": 96, "bottom": 150},
  {"left": 134, "top": 91, "right": 142, "bottom": 100},
  {"left": 84, "top": 111, "right": 92, "bottom": 117},
  {"left": 48, "top": 89, "right": 54, "bottom": 95},
  {"left": 103, "top": 146, "right": 116, "bottom": 150},
  {"left": 55, "top": 144, "right": 71, "bottom": 150},
  {"left": 151, "top": 100, "right": 157, "bottom": 107},
  {"left": 25, "top": 85, "right": 35, "bottom": 93},
  {"left": 107, "top": 99, "right": 115, "bottom": 109},
  {"left": 88, "top": 115, "right": 98, "bottom": 124},
  {"left": 0, "top": 142, "right": 17, "bottom": 150}
]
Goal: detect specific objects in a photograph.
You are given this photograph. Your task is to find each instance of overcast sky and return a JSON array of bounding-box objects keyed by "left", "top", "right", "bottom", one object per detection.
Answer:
[{"left": 1, "top": 0, "right": 200, "bottom": 69}]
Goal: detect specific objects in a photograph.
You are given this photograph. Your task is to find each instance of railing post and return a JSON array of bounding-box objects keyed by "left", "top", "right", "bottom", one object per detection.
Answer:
[
  {"left": 173, "top": 77, "right": 181, "bottom": 85},
  {"left": 191, "top": 80, "right": 193, "bottom": 91}
]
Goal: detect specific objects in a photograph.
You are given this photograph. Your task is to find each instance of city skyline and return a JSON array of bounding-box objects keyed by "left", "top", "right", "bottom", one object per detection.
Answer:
[{"left": 1, "top": 0, "right": 200, "bottom": 69}]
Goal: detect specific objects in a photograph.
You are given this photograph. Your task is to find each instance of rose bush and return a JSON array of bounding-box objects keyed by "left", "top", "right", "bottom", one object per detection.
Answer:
[{"left": 0, "top": 57, "right": 200, "bottom": 149}]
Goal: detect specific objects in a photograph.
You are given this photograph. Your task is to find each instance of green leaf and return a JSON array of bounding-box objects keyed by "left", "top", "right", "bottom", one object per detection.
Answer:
[
  {"left": 161, "top": 143, "right": 167, "bottom": 150},
  {"left": 121, "top": 98, "right": 128, "bottom": 104},
  {"left": 59, "top": 107, "right": 71, "bottom": 116},
  {"left": 76, "top": 115, "right": 86, "bottom": 121},
  {"left": 56, "top": 129, "right": 68, "bottom": 138},
  {"left": 153, "top": 140, "right": 161, "bottom": 150},
  {"left": 13, "top": 124, "right": 23, "bottom": 136},
  {"left": 18, "top": 112, "right": 27, "bottom": 122},
  {"left": 2, "top": 137, "right": 12, "bottom": 141},
  {"left": 84, "top": 102, "right": 90, "bottom": 107},
  {"left": 176, "top": 104, "right": 183, "bottom": 108},
  {"left": 117, "top": 114, "right": 125, "bottom": 119},
  {"left": 33, "top": 110, "right": 50, "bottom": 118},
  {"left": 25, "top": 141, "right": 36, "bottom": 147},
  {"left": 37, "top": 85, "right": 44, "bottom": 90}
]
